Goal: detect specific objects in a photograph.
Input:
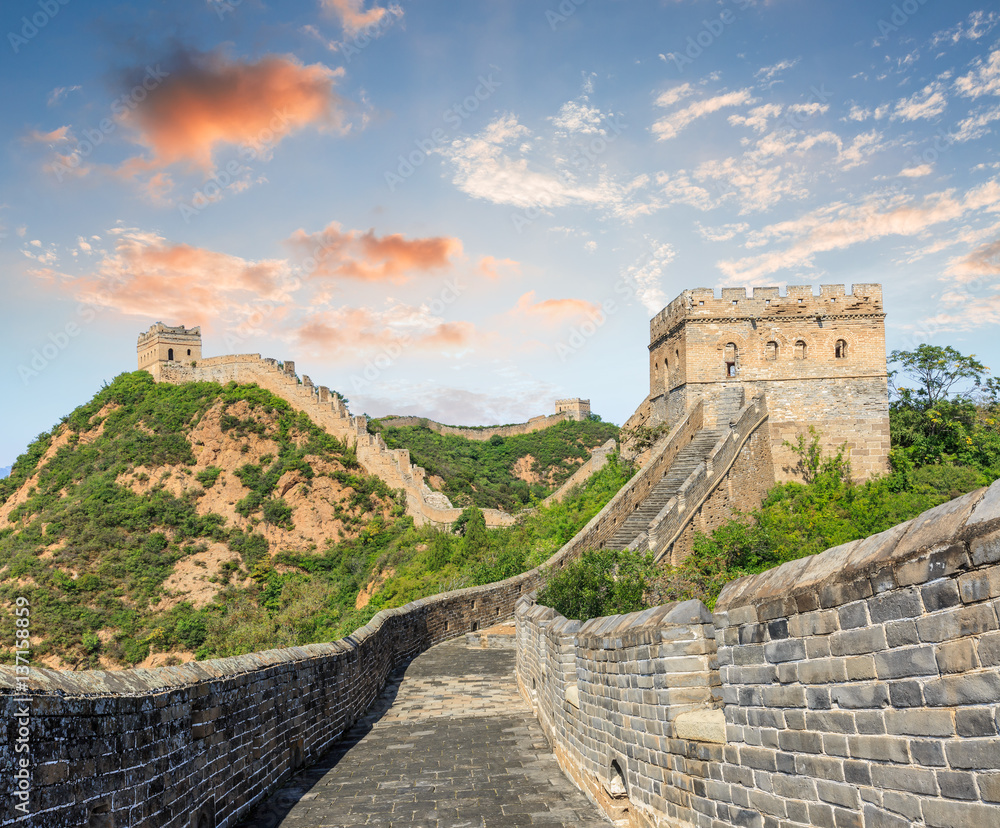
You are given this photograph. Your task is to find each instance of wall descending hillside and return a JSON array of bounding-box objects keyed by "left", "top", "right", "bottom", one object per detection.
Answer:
[
  {"left": 517, "top": 479, "right": 1000, "bottom": 828},
  {"left": 146, "top": 354, "right": 515, "bottom": 529}
]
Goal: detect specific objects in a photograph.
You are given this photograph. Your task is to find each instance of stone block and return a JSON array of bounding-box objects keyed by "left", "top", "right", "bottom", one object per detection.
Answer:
[
  {"left": 673, "top": 709, "right": 726, "bottom": 744},
  {"left": 867, "top": 588, "right": 922, "bottom": 623},
  {"left": 958, "top": 567, "right": 1000, "bottom": 604},
  {"left": 788, "top": 610, "right": 840, "bottom": 637},
  {"left": 831, "top": 627, "right": 886, "bottom": 656},
  {"left": 971, "top": 528, "right": 1000, "bottom": 566},
  {"left": 921, "top": 579, "right": 963, "bottom": 612},
  {"left": 870, "top": 764, "right": 938, "bottom": 795},
  {"left": 936, "top": 770, "right": 978, "bottom": 800},
  {"left": 922, "top": 799, "right": 1000, "bottom": 828},
  {"left": 848, "top": 734, "right": 909, "bottom": 764},
  {"left": 936, "top": 638, "right": 979, "bottom": 675},
  {"left": 830, "top": 682, "right": 889, "bottom": 710},
  {"left": 884, "top": 709, "right": 954, "bottom": 738},
  {"left": 917, "top": 603, "right": 999, "bottom": 643},
  {"left": 944, "top": 737, "right": 1000, "bottom": 769},
  {"left": 816, "top": 780, "right": 860, "bottom": 809}
]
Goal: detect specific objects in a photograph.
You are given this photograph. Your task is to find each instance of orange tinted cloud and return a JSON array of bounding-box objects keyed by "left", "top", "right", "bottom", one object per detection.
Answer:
[
  {"left": 479, "top": 255, "right": 521, "bottom": 280},
  {"left": 118, "top": 50, "right": 345, "bottom": 171},
  {"left": 295, "top": 306, "right": 475, "bottom": 355},
  {"left": 26, "top": 126, "right": 71, "bottom": 144},
  {"left": 50, "top": 228, "right": 291, "bottom": 326},
  {"left": 287, "top": 221, "right": 462, "bottom": 283},
  {"left": 513, "top": 290, "right": 601, "bottom": 324},
  {"left": 322, "top": 0, "right": 396, "bottom": 34}
]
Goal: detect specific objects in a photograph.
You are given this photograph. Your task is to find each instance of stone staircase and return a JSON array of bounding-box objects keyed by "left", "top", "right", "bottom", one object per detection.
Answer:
[{"left": 603, "top": 428, "right": 724, "bottom": 550}]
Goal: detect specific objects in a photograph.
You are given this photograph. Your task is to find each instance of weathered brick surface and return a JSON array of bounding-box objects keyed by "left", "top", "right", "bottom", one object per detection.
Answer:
[{"left": 518, "top": 478, "right": 1000, "bottom": 828}]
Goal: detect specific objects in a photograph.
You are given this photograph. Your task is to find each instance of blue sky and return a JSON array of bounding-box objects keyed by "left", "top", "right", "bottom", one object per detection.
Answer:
[{"left": 2, "top": 0, "right": 1000, "bottom": 466}]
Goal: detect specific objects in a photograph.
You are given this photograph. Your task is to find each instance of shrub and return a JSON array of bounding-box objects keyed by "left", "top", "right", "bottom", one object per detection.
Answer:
[{"left": 536, "top": 547, "right": 655, "bottom": 621}]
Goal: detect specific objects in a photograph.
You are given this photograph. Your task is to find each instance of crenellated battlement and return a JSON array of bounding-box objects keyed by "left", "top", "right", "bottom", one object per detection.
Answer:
[{"left": 650, "top": 283, "right": 883, "bottom": 346}]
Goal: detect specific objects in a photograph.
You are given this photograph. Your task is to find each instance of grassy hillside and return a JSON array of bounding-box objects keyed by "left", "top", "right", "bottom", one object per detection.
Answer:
[
  {"left": 369, "top": 417, "right": 619, "bottom": 511},
  {"left": 0, "top": 372, "right": 630, "bottom": 669}
]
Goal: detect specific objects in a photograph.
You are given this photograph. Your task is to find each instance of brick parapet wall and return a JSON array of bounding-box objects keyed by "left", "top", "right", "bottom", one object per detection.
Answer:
[
  {"left": 517, "top": 479, "right": 1000, "bottom": 828},
  {"left": 375, "top": 411, "right": 571, "bottom": 441},
  {"left": 542, "top": 438, "right": 617, "bottom": 506},
  {"left": 516, "top": 598, "right": 723, "bottom": 828}
]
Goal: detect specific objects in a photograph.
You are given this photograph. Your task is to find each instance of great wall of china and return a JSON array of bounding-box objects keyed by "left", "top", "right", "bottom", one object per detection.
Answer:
[{"left": 7, "top": 285, "right": 984, "bottom": 828}]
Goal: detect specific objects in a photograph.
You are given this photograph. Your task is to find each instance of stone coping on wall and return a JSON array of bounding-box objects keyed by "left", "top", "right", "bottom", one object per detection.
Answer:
[{"left": 715, "top": 480, "right": 1000, "bottom": 620}]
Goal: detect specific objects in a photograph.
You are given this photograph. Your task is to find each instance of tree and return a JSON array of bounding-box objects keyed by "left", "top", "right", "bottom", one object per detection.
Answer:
[{"left": 889, "top": 344, "right": 988, "bottom": 410}]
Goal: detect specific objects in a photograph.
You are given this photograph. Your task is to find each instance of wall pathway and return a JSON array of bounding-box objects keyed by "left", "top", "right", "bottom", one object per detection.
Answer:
[{"left": 236, "top": 637, "right": 610, "bottom": 828}]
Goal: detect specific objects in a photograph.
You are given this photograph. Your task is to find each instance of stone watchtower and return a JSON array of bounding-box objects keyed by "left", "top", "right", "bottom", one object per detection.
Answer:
[
  {"left": 647, "top": 284, "right": 890, "bottom": 481},
  {"left": 137, "top": 323, "right": 202, "bottom": 370},
  {"left": 555, "top": 398, "right": 591, "bottom": 421}
]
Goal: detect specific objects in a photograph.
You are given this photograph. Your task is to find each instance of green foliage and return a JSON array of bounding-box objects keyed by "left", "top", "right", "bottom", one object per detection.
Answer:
[
  {"left": 374, "top": 418, "right": 619, "bottom": 510},
  {"left": 536, "top": 548, "right": 656, "bottom": 621},
  {"left": 196, "top": 466, "right": 222, "bottom": 488}
]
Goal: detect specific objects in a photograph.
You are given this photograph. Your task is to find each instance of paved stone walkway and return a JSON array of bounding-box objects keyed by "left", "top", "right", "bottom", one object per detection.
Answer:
[{"left": 237, "top": 638, "right": 610, "bottom": 828}]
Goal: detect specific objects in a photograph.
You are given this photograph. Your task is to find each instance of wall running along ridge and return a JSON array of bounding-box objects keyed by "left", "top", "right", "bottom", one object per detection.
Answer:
[
  {"left": 375, "top": 411, "right": 572, "bottom": 441},
  {"left": 0, "top": 409, "right": 712, "bottom": 828},
  {"left": 146, "top": 354, "right": 516, "bottom": 529},
  {"left": 516, "top": 478, "right": 1000, "bottom": 828}
]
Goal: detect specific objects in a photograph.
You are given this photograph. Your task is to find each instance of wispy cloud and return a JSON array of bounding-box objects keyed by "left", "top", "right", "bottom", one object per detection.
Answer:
[
  {"left": 320, "top": 0, "right": 402, "bottom": 35},
  {"left": 46, "top": 86, "right": 81, "bottom": 106},
  {"left": 652, "top": 88, "right": 756, "bottom": 140}
]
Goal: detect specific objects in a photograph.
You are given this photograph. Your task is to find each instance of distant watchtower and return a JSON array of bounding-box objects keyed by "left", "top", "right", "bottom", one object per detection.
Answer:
[
  {"left": 555, "top": 398, "right": 591, "bottom": 421},
  {"left": 137, "top": 323, "right": 202, "bottom": 370},
  {"left": 647, "top": 284, "right": 889, "bottom": 481}
]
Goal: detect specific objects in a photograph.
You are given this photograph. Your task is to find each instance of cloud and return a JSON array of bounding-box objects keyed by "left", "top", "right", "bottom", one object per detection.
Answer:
[
  {"left": 930, "top": 10, "right": 1000, "bottom": 47},
  {"left": 46, "top": 86, "right": 81, "bottom": 106},
  {"left": 548, "top": 100, "right": 607, "bottom": 135},
  {"left": 754, "top": 59, "right": 800, "bottom": 84},
  {"left": 718, "top": 178, "right": 1000, "bottom": 282},
  {"left": 652, "top": 89, "right": 756, "bottom": 140},
  {"left": 26, "top": 126, "right": 71, "bottom": 144},
  {"left": 37, "top": 227, "right": 292, "bottom": 326},
  {"left": 622, "top": 242, "right": 673, "bottom": 314},
  {"left": 952, "top": 104, "right": 1000, "bottom": 142},
  {"left": 892, "top": 82, "right": 948, "bottom": 121},
  {"left": 479, "top": 255, "right": 520, "bottom": 280},
  {"left": 294, "top": 304, "right": 475, "bottom": 356},
  {"left": 698, "top": 222, "right": 749, "bottom": 242},
  {"left": 435, "top": 112, "right": 640, "bottom": 214},
  {"left": 946, "top": 238, "right": 1000, "bottom": 280},
  {"left": 321, "top": 0, "right": 400, "bottom": 35},
  {"left": 956, "top": 48, "right": 1000, "bottom": 99},
  {"left": 511, "top": 291, "right": 601, "bottom": 325},
  {"left": 899, "top": 164, "right": 933, "bottom": 178},
  {"left": 728, "top": 104, "right": 783, "bottom": 133},
  {"left": 918, "top": 294, "right": 1000, "bottom": 333},
  {"left": 286, "top": 221, "right": 462, "bottom": 283},
  {"left": 654, "top": 83, "right": 695, "bottom": 108},
  {"left": 116, "top": 50, "right": 346, "bottom": 173},
  {"left": 847, "top": 103, "right": 889, "bottom": 122}
]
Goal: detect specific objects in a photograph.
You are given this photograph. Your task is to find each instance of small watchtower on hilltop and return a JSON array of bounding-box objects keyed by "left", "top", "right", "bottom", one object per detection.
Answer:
[
  {"left": 555, "top": 398, "right": 591, "bottom": 421},
  {"left": 646, "top": 284, "right": 890, "bottom": 481},
  {"left": 137, "top": 323, "right": 202, "bottom": 370}
]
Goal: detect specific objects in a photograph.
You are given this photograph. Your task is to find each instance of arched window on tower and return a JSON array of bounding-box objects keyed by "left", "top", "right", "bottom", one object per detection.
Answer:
[
  {"left": 794, "top": 340, "right": 806, "bottom": 360},
  {"left": 835, "top": 339, "right": 847, "bottom": 359},
  {"left": 168, "top": 348, "right": 174, "bottom": 361},
  {"left": 765, "top": 341, "right": 778, "bottom": 361},
  {"left": 724, "top": 343, "right": 738, "bottom": 377}
]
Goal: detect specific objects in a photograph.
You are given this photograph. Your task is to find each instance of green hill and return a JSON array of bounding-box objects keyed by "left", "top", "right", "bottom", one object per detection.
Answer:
[
  {"left": 0, "top": 372, "right": 631, "bottom": 669},
  {"left": 369, "top": 417, "right": 619, "bottom": 511}
]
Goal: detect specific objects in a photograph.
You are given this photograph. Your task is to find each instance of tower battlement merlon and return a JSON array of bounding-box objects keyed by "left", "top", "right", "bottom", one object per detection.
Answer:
[{"left": 650, "top": 284, "right": 884, "bottom": 346}]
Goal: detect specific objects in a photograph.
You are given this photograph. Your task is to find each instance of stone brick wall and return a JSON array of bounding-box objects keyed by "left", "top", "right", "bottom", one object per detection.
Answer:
[
  {"left": 645, "top": 285, "right": 890, "bottom": 482},
  {"left": 517, "top": 479, "right": 1000, "bottom": 828}
]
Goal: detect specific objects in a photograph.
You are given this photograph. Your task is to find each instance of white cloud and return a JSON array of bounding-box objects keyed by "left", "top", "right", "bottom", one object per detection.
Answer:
[
  {"left": 654, "top": 83, "right": 695, "bottom": 108},
  {"left": 718, "top": 178, "right": 1000, "bottom": 282},
  {"left": 697, "top": 222, "right": 749, "bottom": 242},
  {"left": 892, "top": 82, "right": 948, "bottom": 121},
  {"left": 899, "top": 164, "right": 933, "bottom": 178},
  {"left": 652, "top": 89, "right": 756, "bottom": 140},
  {"left": 847, "top": 103, "right": 889, "bottom": 122},
  {"left": 956, "top": 49, "right": 1000, "bottom": 99},
  {"left": 930, "top": 10, "right": 1000, "bottom": 47},
  {"left": 952, "top": 104, "right": 1000, "bottom": 142},
  {"left": 754, "top": 58, "right": 800, "bottom": 84},
  {"left": 728, "top": 104, "right": 783, "bottom": 133},
  {"left": 549, "top": 100, "right": 607, "bottom": 136},
  {"left": 622, "top": 242, "right": 674, "bottom": 314}
]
